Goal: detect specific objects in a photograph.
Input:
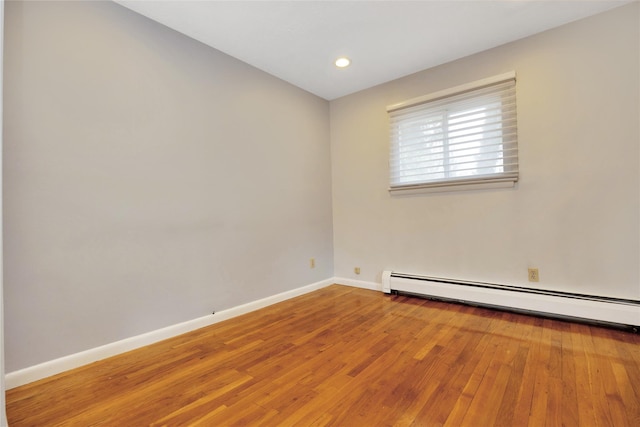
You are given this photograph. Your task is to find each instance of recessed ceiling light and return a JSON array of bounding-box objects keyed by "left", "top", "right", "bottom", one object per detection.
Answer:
[{"left": 335, "top": 57, "right": 351, "bottom": 68}]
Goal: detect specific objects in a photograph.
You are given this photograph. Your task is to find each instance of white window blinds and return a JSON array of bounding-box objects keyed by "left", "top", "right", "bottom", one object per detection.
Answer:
[{"left": 387, "top": 72, "right": 518, "bottom": 193}]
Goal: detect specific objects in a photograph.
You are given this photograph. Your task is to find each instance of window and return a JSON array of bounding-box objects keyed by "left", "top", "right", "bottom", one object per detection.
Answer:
[{"left": 387, "top": 72, "right": 518, "bottom": 193}]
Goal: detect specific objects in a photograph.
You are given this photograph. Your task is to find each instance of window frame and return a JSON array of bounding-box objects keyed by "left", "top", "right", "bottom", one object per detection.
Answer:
[{"left": 387, "top": 72, "right": 518, "bottom": 194}]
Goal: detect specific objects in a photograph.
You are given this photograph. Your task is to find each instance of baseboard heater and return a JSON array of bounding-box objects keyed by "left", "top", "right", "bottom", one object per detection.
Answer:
[{"left": 382, "top": 271, "right": 640, "bottom": 329}]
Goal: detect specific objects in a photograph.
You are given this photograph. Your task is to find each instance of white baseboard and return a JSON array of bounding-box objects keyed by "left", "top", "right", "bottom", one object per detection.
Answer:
[
  {"left": 333, "top": 277, "right": 382, "bottom": 292},
  {"left": 5, "top": 278, "right": 335, "bottom": 390}
]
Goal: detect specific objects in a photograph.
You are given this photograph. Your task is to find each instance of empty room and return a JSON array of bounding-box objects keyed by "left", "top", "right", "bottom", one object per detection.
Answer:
[{"left": 1, "top": 0, "right": 639, "bottom": 425}]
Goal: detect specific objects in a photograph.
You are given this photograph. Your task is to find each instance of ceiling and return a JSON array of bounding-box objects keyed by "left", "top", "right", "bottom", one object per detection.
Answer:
[{"left": 115, "top": 0, "right": 633, "bottom": 100}]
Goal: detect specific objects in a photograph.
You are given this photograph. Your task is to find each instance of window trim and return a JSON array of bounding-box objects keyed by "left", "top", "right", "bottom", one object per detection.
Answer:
[{"left": 387, "top": 72, "right": 518, "bottom": 194}]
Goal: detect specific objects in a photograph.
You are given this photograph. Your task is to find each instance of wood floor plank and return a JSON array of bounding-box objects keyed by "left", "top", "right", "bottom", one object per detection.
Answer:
[
  {"left": 558, "top": 321, "right": 579, "bottom": 427},
  {"left": 571, "top": 322, "right": 599, "bottom": 426},
  {"left": 413, "top": 312, "right": 494, "bottom": 425},
  {"left": 6, "top": 284, "right": 640, "bottom": 426}
]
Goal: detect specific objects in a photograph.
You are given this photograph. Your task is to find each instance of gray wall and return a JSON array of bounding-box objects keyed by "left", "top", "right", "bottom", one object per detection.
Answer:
[
  {"left": 330, "top": 3, "right": 639, "bottom": 299},
  {"left": 4, "top": 0, "right": 639, "bottom": 375},
  {"left": 0, "top": 0, "right": 6, "bottom": 422},
  {"left": 3, "top": 0, "right": 333, "bottom": 372}
]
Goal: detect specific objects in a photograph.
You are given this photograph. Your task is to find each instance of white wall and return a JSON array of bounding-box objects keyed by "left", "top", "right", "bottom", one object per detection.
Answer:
[
  {"left": 330, "top": 3, "right": 639, "bottom": 299},
  {"left": 3, "top": 0, "right": 333, "bottom": 372}
]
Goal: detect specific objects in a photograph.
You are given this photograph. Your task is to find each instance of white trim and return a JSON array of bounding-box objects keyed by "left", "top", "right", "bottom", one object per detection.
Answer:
[
  {"left": 390, "top": 177, "right": 516, "bottom": 195},
  {"left": 333, "top": 277, "right": 382, "bottom": 292},
  {"left": 5, "top": 278, "right": 334, "bottom": 389},
  {"left": 386, "top": 71, "right": 516, "bottom": 112},
  {"left": 382, "top": 270, "right": 392, "bottom": 293}
]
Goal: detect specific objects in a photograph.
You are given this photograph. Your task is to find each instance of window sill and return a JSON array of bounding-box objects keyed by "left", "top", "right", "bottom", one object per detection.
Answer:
[{"left": 389, "top": 176, "right": 518, "bottom": 195}]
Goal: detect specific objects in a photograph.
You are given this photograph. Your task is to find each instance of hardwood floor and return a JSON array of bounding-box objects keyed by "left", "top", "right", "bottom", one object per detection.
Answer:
[{"left": 6, "top": 284, "right": 640, "bottom": 426}]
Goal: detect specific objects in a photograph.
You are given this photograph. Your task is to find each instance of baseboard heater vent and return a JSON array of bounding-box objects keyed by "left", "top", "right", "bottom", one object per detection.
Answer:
[{"left": 382, "top": 271, "right": 640, "bottom": 328}]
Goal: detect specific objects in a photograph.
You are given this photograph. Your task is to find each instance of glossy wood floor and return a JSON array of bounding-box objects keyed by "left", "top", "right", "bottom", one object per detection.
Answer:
[{"left": 7, "top": 285, "right": 640, "bottom": 426}]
